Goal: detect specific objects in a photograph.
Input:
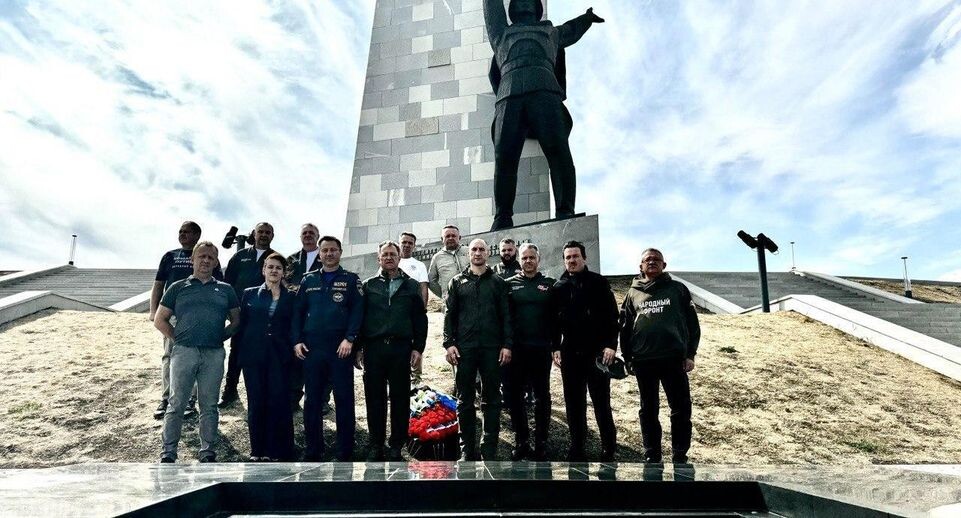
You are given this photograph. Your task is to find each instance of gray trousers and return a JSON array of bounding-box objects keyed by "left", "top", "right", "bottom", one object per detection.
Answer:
[
  {"left": 161, "top": 345, "right": 225, "bottom": 460},
  {"left": 161, "top": 335, "right": 197, "bottom": 401}
]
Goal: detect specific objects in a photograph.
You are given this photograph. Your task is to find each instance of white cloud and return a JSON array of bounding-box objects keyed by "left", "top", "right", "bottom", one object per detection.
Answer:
[{"left": 0, "top": 0, "right": 373, "bottom": 268}]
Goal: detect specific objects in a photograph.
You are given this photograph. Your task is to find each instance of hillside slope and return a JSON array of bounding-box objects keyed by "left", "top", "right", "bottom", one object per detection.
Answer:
[{"left": 2, "top": 308, "right": 961, "bottom": 467}]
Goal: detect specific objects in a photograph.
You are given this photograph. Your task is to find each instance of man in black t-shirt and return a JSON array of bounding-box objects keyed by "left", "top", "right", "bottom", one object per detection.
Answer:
[{"left": 149, "top": 221, "right": 223, "bottom": 420}]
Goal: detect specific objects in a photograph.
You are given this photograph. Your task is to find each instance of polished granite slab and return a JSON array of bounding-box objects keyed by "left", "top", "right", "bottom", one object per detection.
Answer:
[{"left": 0, "top": 462, "right": 959, "bottom": 517}]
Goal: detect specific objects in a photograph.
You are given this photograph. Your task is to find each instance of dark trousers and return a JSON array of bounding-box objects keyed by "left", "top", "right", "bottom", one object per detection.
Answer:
[
  {"left": 560, "top": 352, "right": 616, "bottom": 456},
  {"left": 503, "top": 346, "right": 551, "bottom": 448},
  {"left": 289, "top": 359, "right": 304, "bottom": 407},
  {"left": 363, "top": 340, "right": 411, "bottom": 450},
  {"left": 455, "top": 347, "right": 502, "bottom": 459},
  {"left": 492, "top": 91, "right": 575, "bottom": 229},
  {"left": 303, "top": 336, "right": 356, "bottom": 460},
  {"left": 634, "top": 358, "right": 692, "bottom": 462},
  {"left": 242, "top": 356, "right": 294, "bottom": 460},
  {"left": 224, "top": 334, "right": 242, "bottom": 393}
]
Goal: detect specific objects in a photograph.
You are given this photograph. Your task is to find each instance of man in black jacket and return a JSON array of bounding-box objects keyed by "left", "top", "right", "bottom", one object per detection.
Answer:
[
  {"left": 285, "top": 222, "right": 322, "bottom": 412},
  {"left": 359, "top": 241, "right": 428, "bottom": 461},
  {"left": 619, "top": 248, "right": 700, "bottom": 464},
  {"left": 220, "top": 222, "right": 276, "bottom": 407},
  {"left": 444, "top": 238, "right": 512, "bottom": 460},
  {"left": 505, "top": 243, "right": 555, "bottom": 460},
  {"left": 552, "top": 240, "right": 618, "bottom": 462},
  {"left": 493, "top": 238, "right": 520, "bottom": 278}
]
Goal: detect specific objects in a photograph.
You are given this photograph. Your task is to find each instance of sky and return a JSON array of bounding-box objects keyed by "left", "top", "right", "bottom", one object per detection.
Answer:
[{"left": 1, "top": 0, "right": 960, "bottom": 280}]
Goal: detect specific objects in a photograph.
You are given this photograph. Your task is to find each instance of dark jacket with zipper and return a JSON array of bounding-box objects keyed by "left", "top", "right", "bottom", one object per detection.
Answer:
[
  {"left": 552, "top": 267, "right": 618, "bottom": 355},
  {"left": 224, "top": 246, "right": 276, "bottom": 299},
  {"left": 444, "top": 267, "right": 513, "bottom": 350},
  {"left": 291, "top": 267, "right": 364, "bottom": 345},
  {"left": 507, "top": 272, "right": 556, "bottom": 348},
  {"left": 235, "top": 284, "right": 296, "bottom": 367},
  {"left": 619, "top": 273, "right": 701, "bottom": 362},
  {"left": 360, "top": 270, "right": 428, "bottom": 353},
  {"left": 493, "top": 259, "right": 521, "bottom": 279},
  {"left": 285, "top": 248, "right": 322, "bottom": 289}
]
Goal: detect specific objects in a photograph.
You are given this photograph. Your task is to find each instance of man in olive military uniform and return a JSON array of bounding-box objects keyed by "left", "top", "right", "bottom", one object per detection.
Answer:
[
  {"left": 504, "top": 243, "right": 555, "bottom": 460},
  {"left": 358, "top": 241, "right": 428, "bottom": 461},
  {"left": 444, "top": 238, "right": 512, "bottom": 460},
  {"left": 620, "top": 248, "right": 700, "bottom": 464},
  {"left": 292, "top": 236, "right": 364, "bottom": 461}
]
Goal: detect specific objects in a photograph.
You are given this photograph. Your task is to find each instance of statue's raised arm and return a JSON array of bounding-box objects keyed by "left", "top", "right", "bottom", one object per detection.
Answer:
[
  {"left": 558, "top": 7, "right": 605, "bottom": 48},
  {"left": 483, "top": 0, "right": 509, "bottom": 47}
]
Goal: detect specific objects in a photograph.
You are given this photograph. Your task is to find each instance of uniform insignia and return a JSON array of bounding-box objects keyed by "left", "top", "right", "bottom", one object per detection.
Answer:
[
  {"left": 332, "top": 292, "right": 345, "bottom": 302},
  {"left": 537, "top": 285, "right": 549, "bottom": 291},
  {"left": 334, "top": 281, "right": 348, "bottom": 288},
  {"left": 357, "top": 279, "right": 364, "bottom": 295}
]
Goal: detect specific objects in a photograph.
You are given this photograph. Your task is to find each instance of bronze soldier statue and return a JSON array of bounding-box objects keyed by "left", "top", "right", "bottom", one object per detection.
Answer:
[{"left": 484, "top": 0, "right": 604, "bottom": 230}]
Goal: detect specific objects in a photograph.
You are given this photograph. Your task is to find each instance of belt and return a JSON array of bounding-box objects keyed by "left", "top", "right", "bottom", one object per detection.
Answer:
[{"left": 370, "top": 336, "right": 412, "bottom": 345}]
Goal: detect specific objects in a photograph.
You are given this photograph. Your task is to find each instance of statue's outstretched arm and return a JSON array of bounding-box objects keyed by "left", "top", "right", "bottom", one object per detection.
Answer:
[
  {"left": 483, "top": 0, "right": 509, "bottom": 47},
  {"left": 558, "top": 7, "right": 604, "bottom": 48}
]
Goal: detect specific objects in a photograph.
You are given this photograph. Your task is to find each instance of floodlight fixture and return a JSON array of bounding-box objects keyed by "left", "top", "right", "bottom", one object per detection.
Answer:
[{"left": 737, "top": 230, "right": 780, "bottom": 313}]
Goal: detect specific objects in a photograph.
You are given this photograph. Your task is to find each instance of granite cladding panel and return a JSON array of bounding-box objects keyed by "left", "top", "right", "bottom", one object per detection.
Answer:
[{"left": 345, "top": 0, "right": 550, "bottom": 254}]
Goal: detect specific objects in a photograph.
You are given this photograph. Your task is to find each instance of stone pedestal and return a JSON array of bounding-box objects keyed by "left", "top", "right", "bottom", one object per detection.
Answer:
[{"left": 341, "top": 214, "right": 600, "bottom": 280}]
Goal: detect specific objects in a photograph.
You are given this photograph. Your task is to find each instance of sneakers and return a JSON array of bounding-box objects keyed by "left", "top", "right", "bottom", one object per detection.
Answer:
[
  {"left": 153, "top": 400, "right": 168, "bottom": 420},
  {"left": 217, "top": 389, "right": 239, "bottom": 408},
  {"left": 159, "top": 455, "right": 175, "bottom": 464}
]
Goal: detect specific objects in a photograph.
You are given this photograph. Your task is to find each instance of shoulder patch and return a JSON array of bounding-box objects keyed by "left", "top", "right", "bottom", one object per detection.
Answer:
[{"left": 357, "top": 278, "right": 364, "bottom": 295}]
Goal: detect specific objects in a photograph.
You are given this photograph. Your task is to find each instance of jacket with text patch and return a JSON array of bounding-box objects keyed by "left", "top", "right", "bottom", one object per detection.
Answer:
[
  {"left": 619, "top": 273, "right": 700, "bottom": 362},
  {"left": 291, "top": 267, "right": 364, "bottom": 345}
]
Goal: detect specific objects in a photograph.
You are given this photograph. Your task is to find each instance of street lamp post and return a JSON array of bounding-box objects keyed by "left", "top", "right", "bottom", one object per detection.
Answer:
[
  {"left": 738, "top": 230, "right": 780, "bottom": 313},
  {"left": 901, "top": 256, "right": 912, "bottom": 299}
]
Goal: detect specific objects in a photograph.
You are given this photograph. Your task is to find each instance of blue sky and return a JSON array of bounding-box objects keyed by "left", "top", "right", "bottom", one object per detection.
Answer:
[{"left": 1, "top": 0, "right": 959, "bottom": 280}]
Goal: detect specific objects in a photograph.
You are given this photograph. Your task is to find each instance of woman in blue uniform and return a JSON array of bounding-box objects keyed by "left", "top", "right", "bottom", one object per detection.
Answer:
[{"left": 236, "top": 252, "right": 295, "bottom": 461}]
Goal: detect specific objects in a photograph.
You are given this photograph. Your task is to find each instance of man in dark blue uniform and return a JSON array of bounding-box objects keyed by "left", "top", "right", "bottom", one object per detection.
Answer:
[
  {"left": 292, "top": 236, "right": 364, "bottom": 461},
  {"left": 220, "top": 222, "right": 276, "bottom": 407},
  {"left": 149, "top": 221, "right": 223, "bottom": 419}
]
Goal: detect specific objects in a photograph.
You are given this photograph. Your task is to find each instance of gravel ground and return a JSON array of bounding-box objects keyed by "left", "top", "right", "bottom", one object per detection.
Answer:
[{"left": 2, "top": 296, "right": 961, "bottom": 467}]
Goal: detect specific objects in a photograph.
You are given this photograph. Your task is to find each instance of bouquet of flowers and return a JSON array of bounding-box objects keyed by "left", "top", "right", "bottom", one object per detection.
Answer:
[{"left": 408, "top": 386, "right": 459, "bottom": 460}]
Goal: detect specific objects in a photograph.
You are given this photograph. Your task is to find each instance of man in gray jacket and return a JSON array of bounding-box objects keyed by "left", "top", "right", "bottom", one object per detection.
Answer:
[
  {"left": 619, "top": 248, "right": 700, "bottom": 464},
  {"left": 428, "top": 225, "right": 468, "bottom": 301}
]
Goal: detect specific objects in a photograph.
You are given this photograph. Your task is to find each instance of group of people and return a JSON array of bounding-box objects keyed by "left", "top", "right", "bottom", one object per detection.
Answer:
[{"left": 149, "top": 221, "right": 701, "bottom": 465}]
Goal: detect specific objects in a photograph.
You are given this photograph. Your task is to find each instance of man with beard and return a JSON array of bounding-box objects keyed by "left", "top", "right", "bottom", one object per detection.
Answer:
[
  {"left": 220, "top": 222, "right": 276, "bottom": 407},
  {"left": 552, "top": 240, "right": 618, "bottom": 461},
  {"left": 493, "top": 238, "right": 521, "bottom": 279},
  {"left": 444, "top": 239, "right": 512, "bottom": 460},
  {"left": 619, "top": 248, "right": 700, "bottom": 464}
]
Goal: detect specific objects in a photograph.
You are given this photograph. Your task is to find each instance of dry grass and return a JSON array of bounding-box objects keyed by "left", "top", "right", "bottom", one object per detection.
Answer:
[
  {"left": 2, "top": 302, "right": 961, "bottom": 467},
  {"left": 845, "top": 278, "right": 961, "bottom": 304}
]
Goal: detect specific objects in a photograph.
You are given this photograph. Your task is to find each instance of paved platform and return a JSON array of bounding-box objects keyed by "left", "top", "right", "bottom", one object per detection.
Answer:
[{"left": 1, "top": 462, "right": 959, "bottom": 517}]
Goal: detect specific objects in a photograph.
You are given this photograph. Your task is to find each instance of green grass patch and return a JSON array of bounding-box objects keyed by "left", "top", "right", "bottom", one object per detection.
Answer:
[
  {"left": 7, "top": 401, "right": 42, "bottom": 415},
  {"left": 843, "top": 438, "right": 885, "bottom": 454}
]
